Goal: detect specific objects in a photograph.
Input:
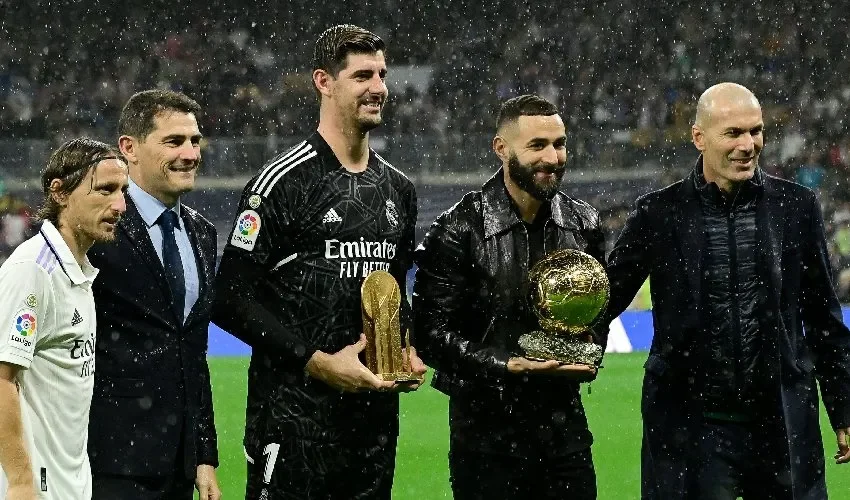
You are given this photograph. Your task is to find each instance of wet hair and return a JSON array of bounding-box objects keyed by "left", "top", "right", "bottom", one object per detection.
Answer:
[
  {"left": 118, "top": 89, "right": 201, "bottom": 140},
  {"left": 37, "top": 138, "right": 124, "bottom": 224},
  {"left": 496, "top": 94, "right": 560, "bottom": 131},
  {"left": 312, "top": 24, "right": 385, "bottom": 77}
]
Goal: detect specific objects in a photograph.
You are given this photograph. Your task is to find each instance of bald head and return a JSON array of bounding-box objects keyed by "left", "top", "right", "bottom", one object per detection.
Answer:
[
  {"left": 691, "top": 82, "right": 764, "bottom": 193},
  {"left": 694, "top": 82, "right": 761, "bottom": 128}
]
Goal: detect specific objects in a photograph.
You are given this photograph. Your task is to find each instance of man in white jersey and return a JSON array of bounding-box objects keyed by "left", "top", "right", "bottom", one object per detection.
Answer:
[{"left": 0, "top": 138, "right": 128, "bottom": 500}]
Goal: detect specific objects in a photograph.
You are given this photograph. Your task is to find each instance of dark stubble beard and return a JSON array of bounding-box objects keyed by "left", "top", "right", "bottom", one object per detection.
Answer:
[
  {"left": 507, "top": 153, "right": 566, "bottom": 201},
  {"left": 354, "top": 99, "right": 383, "bottom": 132}
]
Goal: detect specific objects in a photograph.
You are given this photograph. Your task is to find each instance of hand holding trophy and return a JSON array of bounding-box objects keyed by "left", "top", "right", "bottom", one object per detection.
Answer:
[
  {"left": 517, "top": 249, "right": 608, "bottom": 366},
  {"left": 361, "top": 270, "right": 425, "bottom": 384}
]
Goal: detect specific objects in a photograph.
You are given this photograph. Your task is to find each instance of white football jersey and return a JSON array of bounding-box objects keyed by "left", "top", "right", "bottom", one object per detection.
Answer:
[{"left": 0, "top": 221, "right": 98, "bottom": 500}]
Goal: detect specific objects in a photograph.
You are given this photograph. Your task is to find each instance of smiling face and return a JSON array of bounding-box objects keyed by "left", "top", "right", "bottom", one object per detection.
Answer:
[
  {"left": 120, "top": 110, "right": 202, "bottom": 206},
  {"left": 496, "top": 114, "right": 568, "bottom": 201},
  {"left": 692, "top": 84, "right": 764, "bottom": 192},
  {"left": 316, "top": 51, "right": 388, "bottom": 133},
  {"left": 58, "top": 158, "right": 128, "bottom": 244}
]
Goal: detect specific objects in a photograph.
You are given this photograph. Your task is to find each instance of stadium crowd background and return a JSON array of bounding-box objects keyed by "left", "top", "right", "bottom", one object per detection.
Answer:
[{"left": 3, "top": 0, "right": 850, "bottom": 302}]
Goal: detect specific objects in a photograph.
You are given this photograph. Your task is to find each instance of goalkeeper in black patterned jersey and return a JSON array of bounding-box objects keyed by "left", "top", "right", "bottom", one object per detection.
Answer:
[{"left": 212, "top": 24, "right": 427, "bottom": 500}]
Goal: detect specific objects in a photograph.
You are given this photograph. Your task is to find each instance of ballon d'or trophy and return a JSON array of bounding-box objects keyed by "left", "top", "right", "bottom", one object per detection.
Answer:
[
  {"left": 517, "top": 249, "right": 609, "bottom": 366},
  {"left": 361, "top": 270, "right": 422, "bottom": 382}
]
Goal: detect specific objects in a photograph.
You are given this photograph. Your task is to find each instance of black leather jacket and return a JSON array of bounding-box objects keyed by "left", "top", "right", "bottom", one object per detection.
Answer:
[{"left": 413, "top": 170, "right": 606, "bottom": 400}]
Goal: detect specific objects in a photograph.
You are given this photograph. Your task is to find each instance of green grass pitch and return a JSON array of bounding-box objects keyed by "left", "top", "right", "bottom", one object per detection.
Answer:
[{"left": 208, "top": 353, "right": 849, "bottom": 499}]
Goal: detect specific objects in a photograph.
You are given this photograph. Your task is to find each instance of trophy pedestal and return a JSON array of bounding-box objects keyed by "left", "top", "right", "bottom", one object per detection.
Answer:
[
  {"left": 378, "top": 371, "right": 421, "bottom": 382},
  {"left": 518, "top": 331, "right": 603, "bottom": 366}
]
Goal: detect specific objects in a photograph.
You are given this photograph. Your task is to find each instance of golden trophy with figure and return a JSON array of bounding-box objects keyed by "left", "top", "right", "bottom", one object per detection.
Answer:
[
  {"left": 517, "top": 249, "right": 609, "bottom": 366},
  {"left": 361, "top": 270, "right": 422, "bottom": 382}
]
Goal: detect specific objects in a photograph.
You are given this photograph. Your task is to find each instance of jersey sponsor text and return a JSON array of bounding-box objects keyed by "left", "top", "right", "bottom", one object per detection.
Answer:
[{"left": 325, "top": 238, "right": 397, "bottom": 278}]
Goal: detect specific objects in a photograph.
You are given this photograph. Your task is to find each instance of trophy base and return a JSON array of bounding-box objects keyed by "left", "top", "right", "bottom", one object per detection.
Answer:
[
  {"left": 518, "top": 331, "right": 603, "bottom": 366},
  {"left": 378, "top": 372, "right": 423, "bottom": 383}
]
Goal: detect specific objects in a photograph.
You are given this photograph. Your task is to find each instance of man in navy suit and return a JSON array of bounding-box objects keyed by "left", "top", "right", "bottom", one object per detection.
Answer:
[{"left": 87, "top": 90, "right": 221, "bottom": 500}]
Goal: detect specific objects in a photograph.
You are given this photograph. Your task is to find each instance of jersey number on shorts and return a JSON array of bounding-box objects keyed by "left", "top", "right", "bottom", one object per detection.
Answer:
[{"left": 262, "top": 442, "right": 281, "bottom": 485}]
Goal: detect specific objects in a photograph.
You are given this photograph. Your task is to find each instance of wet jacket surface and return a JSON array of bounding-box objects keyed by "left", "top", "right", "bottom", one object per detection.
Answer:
[
  {"left": 88, "top": 197, "right": 219, "bottom": 479},
  {"left": 696, "top": 166, "right": 766, "bottom": 416},
  {"left": 413, "top": 170, "right": 605, "bottom": 455},
  {"left": 604, "top": 158, "right": 850, "bottom": 499}
]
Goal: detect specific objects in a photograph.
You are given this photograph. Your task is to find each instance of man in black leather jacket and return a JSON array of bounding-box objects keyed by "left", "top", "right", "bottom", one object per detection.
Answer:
[{"left": 413, "top": 95, "right": 604, "bottom": 499}]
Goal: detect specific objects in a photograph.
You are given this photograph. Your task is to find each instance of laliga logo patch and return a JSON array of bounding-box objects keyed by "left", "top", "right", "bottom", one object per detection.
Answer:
[
  {"left": 9, "top": 308, "right": 36, "bottom": 349},
  {"left": 16, "top": 312, "right": 36, "bottom": 336},
  {"left": 385, "top": 199, "right": 399, "bottom": 228},
  {"left": 231, "top": 210, "right": 261, "bottom": 251},
  {"left": 237, "top": 213, "right": 260, "bottom": 236}
]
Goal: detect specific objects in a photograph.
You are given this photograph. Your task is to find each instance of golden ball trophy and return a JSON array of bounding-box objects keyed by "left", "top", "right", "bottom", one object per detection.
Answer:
[{"left": 517, "top": 249, "right": 609, "bottom": 366}]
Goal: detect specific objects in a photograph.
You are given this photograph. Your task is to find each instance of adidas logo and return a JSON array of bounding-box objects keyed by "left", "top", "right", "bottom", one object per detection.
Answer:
[
  {"left": 322, "top": 208, "right": 343, "bottom": 224},
  {"left": 71, "top": 309, "right": 83, "bottom": 326}
]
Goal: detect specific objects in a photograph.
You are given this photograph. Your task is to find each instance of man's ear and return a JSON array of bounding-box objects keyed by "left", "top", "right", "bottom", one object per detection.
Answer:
[
  {"left": 692, "top": 125, "right": 705, "bottom": 152},
  {"left": 313, "top": 69, "right": 334, "bottom": 98},
  {"left": 49, "top": 179, "right": 68, "bottom": 207},
  {"left": 493, "top": 135, "right": 510, "bottom": 163},
  {"left": 118, "top": 135, "right": 138, "bottom": 163}
]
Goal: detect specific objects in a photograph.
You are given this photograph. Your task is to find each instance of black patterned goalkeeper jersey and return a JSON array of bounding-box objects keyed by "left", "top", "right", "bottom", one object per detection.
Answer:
[{"left": 213, "top": 132, "right": 417, "bottom": 450}]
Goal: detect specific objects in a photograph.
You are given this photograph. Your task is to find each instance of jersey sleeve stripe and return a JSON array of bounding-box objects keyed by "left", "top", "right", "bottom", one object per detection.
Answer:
[
  {"left": 35, "top": 244, "right": 58, "bottom": 272},
  {"left": 373, "top": 151, "right": 410, "bottom": 180},
  {"left": 251, "top": 141, "right": 311, "bottom": 194},
  {"left": 272, "top": 253, "right": 298, "bottom": 271},
  {"left": 260, "top": 150, "right": 318, "bottom": 197},
  {"left": 36, "top": 243, "right": 49, "bottom": 264}
]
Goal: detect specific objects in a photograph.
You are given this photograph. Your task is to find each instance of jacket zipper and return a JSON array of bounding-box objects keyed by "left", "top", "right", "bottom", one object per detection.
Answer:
[{"left": 727, "top": 190, "right": 742, "bottom": 405}]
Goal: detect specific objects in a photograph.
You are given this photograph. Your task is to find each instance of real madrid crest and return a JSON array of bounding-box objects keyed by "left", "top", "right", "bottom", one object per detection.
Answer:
[{"left": 385, "top": 199, "right": 398, "bottom": 228}]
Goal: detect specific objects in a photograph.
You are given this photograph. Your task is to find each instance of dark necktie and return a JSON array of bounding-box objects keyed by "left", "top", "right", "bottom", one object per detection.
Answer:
[{"left": 158, "top": 210, "right": 185, "bottom": 323}]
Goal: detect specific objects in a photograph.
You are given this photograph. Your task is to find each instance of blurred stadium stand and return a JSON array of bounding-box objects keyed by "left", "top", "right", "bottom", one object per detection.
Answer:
[{"left": 3, "top": 0, "right": 850, "bottom": 295}]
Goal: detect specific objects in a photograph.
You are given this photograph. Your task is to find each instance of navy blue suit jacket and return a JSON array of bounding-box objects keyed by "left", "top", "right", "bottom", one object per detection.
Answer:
[{"left": 87, "top": 196, "right": 218, "bottom": 478}]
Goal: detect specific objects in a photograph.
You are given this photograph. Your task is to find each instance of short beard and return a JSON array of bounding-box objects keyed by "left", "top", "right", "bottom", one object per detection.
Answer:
[
  {"left": 357, "top": 114, "right": 382, "bottom": 132},
  {"left": 350, "top": 99, "right": 383, "bottom": 133},
  {"left": 507, "top": 153, "right": 565, "bottom": 201},
  {"left": 86, "top": 225, "right": 118, "bottom": 244}
]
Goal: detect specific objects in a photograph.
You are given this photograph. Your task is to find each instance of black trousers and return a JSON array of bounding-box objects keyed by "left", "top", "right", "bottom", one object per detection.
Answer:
[
  {"left": 92, "top": 472, "right": 194, "bottom": 500},
  {"left": 92, "top": 422, "right": 194, "bottom": 500},
  {"left": 447, "top": 386, "right": 596, "bottom": 500},
  {"left": 244, "top": 436, "right": 397, "bottom": 500},
  {"left": 686, "top": 419, "right": 824, "bottom": 499},
  {"left": 449, "top": 445, "right": 596, "bottom": 499}
]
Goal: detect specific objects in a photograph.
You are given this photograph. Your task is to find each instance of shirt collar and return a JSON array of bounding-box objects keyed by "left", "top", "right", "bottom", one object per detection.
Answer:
[
  {"left": 481, "top": 168, "right": 578, "bottom": 239},
  {"left": 39, "top": 220, "right": 99, "bottom": 286},
  {"left": 128, "top": 179, "right": 182, "bottom": 230}
]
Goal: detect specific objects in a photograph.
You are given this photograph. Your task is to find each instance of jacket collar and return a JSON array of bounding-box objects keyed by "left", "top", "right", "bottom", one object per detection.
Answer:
[
  {"left": 675, "top": 155, "right": 783, "bottom": 313},
  {"left": 482, "top": 168, "right": 578, "bottom": 239},
  {"left": 692, "top": 155, "right": 764, "bottom": 204}
]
